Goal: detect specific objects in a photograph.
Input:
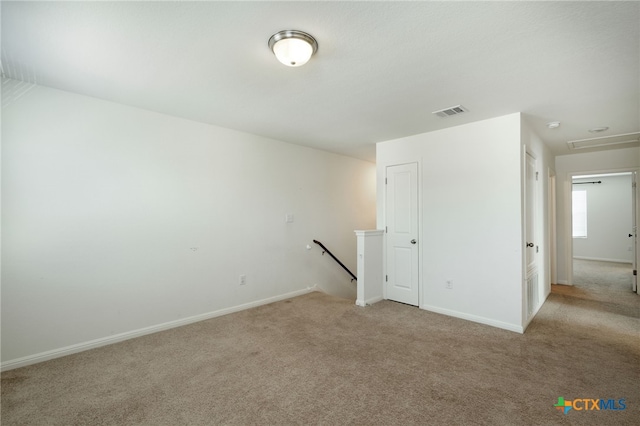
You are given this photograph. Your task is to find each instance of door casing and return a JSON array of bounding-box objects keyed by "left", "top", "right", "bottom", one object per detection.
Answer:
[
  {"left": 384, "top": 162, "right": 420, "bottom": 306},
  {"left": 565, "top": 168, "right": 640, "bottom": 288}
]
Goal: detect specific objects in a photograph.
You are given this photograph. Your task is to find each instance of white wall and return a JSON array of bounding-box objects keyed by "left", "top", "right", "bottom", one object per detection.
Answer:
[
  {"left": 1, "top": 85, "right": 376, "bottom": 367},
  {"left": 555, "top": 147, "right": 639, "bottom": 284},
  {"left": 377, "top": 113, "right": 527, "bottom": 332},
  {"left": 573, "top": 174, "right": 633, "bottom": 263}
]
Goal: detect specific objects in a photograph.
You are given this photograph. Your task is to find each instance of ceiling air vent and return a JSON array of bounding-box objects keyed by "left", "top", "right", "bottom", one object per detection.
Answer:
[
  {"left": 567, "top": 132, "right": 640, "bottom": 150},
  {"left": 432, "top": 105, "right": 468, "bottom": 118}
]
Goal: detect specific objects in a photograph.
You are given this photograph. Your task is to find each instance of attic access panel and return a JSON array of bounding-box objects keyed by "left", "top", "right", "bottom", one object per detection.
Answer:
[{"left": 567, "top": 132, "right": 640, "bottom": 150}]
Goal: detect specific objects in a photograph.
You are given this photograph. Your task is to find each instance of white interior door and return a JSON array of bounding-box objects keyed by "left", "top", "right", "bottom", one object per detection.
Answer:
[
  {"left": 385, "top": 163, "right": 419, "bottom": 306},
  {"left": 525, "top": 153, "right": 539, "bottom": 318},
  {"left": 525, "top": 153, "right": 538, "bottom": 273}
]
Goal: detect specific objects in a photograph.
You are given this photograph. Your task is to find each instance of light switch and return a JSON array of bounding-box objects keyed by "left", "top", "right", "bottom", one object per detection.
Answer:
[{"left": 285, "top": 213, "right": 294, "bottom": 223}]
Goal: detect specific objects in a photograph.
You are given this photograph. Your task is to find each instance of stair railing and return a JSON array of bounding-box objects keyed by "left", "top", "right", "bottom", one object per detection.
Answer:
[{"left": 313, "top": 239, "right": 357, "bottom": 282}]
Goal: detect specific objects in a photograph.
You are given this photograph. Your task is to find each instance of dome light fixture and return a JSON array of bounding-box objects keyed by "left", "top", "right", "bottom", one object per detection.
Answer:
[
  {"left": 588, "top": 126, "right": 609, "bottom": 133},
  {"left": 268, "top": 30, "right": 318, "bottom": 67},
  {"left": 547, "top": 121, "right": 561, "bottom": 129}
]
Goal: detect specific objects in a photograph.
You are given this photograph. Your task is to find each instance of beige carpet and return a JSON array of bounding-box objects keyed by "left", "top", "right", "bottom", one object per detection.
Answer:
[
  {"left": 573, "top": 258, "right": 633, "bottom": 293},
  {"left": 2, "top": 282, "right": 639, "bottom": 425}
]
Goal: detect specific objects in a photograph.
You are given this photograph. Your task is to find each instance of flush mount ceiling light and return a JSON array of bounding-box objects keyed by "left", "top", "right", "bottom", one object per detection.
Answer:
[
  {"left": 547, "top": 121, "right": 561, "bottom": 129},
  {"left": 588, "top": 126, "right": 609, "bottom": 133},
  {"left": 268, "top": 30, "right": 318, "bottom": 67}
]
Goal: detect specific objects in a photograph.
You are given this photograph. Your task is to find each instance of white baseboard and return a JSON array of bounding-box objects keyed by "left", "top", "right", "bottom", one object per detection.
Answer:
[
  {"left": 420, "top": 304, "right": 523, "bottom": 334},
  {"left": 1, "top": 287, "right": 315, "bottom": 372},
  {"left": 366, "top": 296, "right": 384, "bottom": 305},
  {"left": 355, "top": 295, "right": 383, "bottom": 307},
  {"left": 573, "top": 256, "right": 632, "bottom": 264}
]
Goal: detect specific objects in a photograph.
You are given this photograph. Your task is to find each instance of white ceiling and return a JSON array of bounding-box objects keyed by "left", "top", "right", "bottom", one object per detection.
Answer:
[{"left": 2, "top": 1, "right": 639, "bottom": 162}]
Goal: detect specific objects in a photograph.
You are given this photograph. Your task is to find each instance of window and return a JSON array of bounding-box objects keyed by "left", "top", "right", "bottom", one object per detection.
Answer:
[{"left": 572, "top": 190, "right": 587, "bottom": 238}]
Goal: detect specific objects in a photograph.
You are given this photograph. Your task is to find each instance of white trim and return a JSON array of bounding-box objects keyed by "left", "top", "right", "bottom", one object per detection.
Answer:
[
  {"left": 367, "top": 296, "right": 384, "bottom": 305},
  {"left": 564, "top": 173, "right": 574, "bottom": 285},
  {"left": 1, "top": 287, "right": 316, "bottom": 372},
  {"left": 574, "top": 172, "right": 633, "bottom": 179},
  {"left": 382, "top": 160, "right": 421, "bottom": 307},
  {"left": 549, "top": 168, "right": 558, "bottom": 288},
  {"left": 556, "top": 280, "right": 569, "bottom": 285},
  {"left": 355, "top": 295, "right": 384, "bottom": 307},
  {"left": 566, "top": 167, "right": 640, "bottom": 287},
  {"left": 421, "top": 304, "right": 524, "bottom": 334},
  {"left": 573, "top": 256, "right": 632, "bottom": 264},
  {"left": 354, "top": 229, "right": 384, "bottom": 237}
]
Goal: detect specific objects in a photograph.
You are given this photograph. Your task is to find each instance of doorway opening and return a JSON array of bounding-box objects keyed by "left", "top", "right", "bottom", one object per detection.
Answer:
[{"left": 570, "top": 172, "right": 636, "bottom": 296}]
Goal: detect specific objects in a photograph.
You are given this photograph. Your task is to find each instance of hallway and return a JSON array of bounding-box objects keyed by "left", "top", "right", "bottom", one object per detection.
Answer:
[{"left": 553, "top": 259, "right": 639, "bottom": 319}]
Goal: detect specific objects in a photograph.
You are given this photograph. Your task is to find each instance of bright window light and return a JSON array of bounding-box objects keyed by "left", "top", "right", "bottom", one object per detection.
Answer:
[{"left": 572, "top": 190, "right": 587, "bottom": 238}]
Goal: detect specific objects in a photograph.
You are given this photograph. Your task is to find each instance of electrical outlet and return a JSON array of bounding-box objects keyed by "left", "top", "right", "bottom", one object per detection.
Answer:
[
  {"left": 446, "top": 279, "right": 453, "bottom": 289},
  {"left": 239, "top": 275, "right": 246, "bottom": 286}
]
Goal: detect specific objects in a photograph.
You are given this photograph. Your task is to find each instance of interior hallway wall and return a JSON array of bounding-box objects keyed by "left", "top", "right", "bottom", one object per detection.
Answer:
[
  {"left": 377, "top": 113, "right": 528, "bottom": 332},
  {"left": 1, "top": 84, "right": 376, "bottom": 367}
]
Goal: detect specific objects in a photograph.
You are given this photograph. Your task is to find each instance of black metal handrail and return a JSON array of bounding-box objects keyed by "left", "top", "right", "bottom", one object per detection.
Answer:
[{"left": 313, "top": 239, "right": 357, "bottom": 282}]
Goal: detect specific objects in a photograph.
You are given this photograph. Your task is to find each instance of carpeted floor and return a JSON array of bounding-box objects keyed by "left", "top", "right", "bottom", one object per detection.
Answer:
[
  {"left": 2, "top": 274, "right": 639, "bottom": 425},
  {"left": 573, "top": 258, "right": 633, "bottom": 294}
]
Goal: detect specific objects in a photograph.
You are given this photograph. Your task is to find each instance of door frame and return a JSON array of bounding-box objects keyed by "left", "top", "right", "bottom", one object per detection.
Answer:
[
  {"left": 381, "top": 160, "right": 422, "bottom": 307},
  {"left": 548, "top": 168, "right": 557, "bottom": 286},
  {"left": 524, "top": 151, "right": 538, "bottom": 276},
  {"left": 633, "top": 171, "right": 638, "bottom": 293},
  {"left": 564, "top": 167, "right": 639, "bottom": 286},
  {"left": 523, "top": 149, "right": 540, "bottom": 323}
]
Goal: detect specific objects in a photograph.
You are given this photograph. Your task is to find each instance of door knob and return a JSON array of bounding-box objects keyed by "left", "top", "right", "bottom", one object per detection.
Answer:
[
  {"left": 526, "top": 242, "right": 534, "bottom": 247},
  {"left": 629, "top": 234, "right": 633, "bottom": 238},
  {"left": 411, "top": 239, "right": 417, "bottom": 244}
]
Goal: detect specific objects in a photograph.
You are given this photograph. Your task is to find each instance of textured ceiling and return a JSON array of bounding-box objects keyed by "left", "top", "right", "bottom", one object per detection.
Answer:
[{"left": 2, "top": 1, "right": 639, "bottom": 162}]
